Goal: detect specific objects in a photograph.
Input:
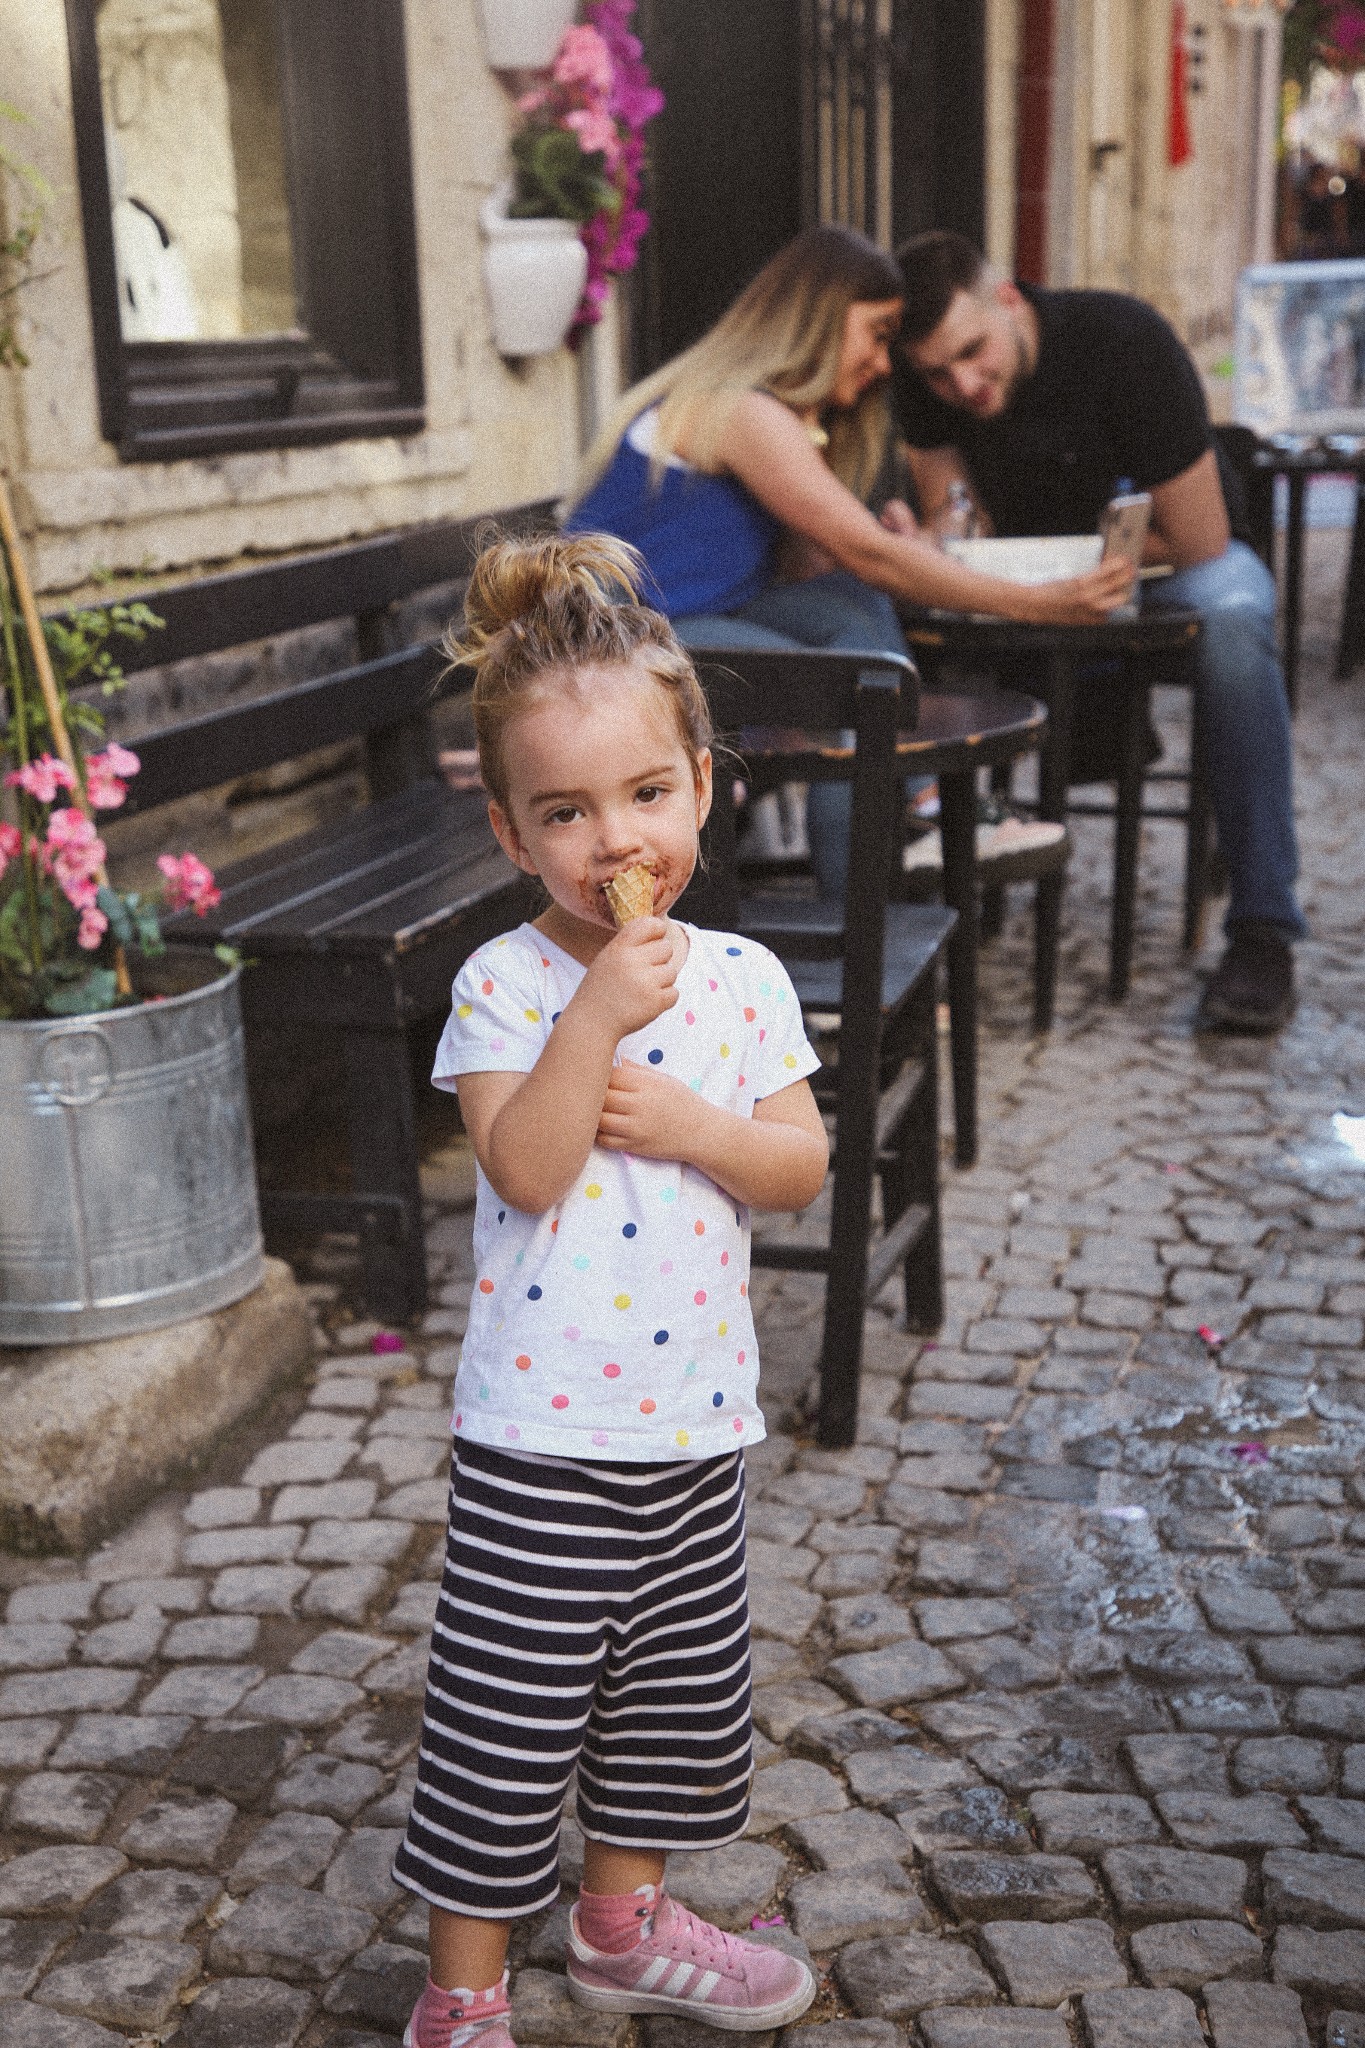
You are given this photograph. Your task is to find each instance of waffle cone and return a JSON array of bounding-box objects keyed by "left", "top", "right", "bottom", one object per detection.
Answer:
[{"left": 604, "top": 864, "right": 656, "bottom": 926}]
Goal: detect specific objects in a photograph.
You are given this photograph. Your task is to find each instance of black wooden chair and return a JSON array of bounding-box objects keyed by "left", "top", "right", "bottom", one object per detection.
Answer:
[{"left": 679, "top": 648, "right": 954, "bottom": 1449}]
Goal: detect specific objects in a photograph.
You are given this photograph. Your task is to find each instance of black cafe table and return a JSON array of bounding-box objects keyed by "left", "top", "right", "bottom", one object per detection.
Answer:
[{"left": 900, "top": 604, "right": 1204, "bottom": 1004}]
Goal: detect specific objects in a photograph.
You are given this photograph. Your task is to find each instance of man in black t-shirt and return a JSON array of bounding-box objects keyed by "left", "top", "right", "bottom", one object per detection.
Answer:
[{"left": 890, "top": 231, "right": 1305, "bottom": 1034}]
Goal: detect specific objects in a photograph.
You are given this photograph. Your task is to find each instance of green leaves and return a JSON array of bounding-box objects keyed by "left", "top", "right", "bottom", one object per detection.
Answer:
[
  {"left": 510, "top": 126, "right": 619, "bottom": 225},
  {"left": 44, "top": 967, "right": 119, "bottom": 1015}
]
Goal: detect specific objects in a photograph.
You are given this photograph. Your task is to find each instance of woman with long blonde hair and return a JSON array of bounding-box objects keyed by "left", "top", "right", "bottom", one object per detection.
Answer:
[{"left": 566, "top": 224, "right": 1130, "bottom": 894}]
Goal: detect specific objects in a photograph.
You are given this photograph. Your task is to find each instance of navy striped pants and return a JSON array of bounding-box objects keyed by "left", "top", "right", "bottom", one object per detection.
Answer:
[{"left": 392, "top": 1440, "right": 753, "bottom": 1918}]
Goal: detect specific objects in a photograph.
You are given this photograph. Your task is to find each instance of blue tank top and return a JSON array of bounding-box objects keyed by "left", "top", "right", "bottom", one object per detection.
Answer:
[{"left": 566, "top": 409, "right": 780, "bottom": 617}]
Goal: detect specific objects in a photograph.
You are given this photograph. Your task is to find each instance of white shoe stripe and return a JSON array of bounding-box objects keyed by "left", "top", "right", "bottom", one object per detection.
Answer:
[
  {"left": 692, "top": 1970, "right": 721, "bottom": 2003},
  {"left": 636, "top": 1956, "right": 673, "bottom": 1992},
  {"left": 662, "top": 1962, "right": 696, "bottom": 1998}
]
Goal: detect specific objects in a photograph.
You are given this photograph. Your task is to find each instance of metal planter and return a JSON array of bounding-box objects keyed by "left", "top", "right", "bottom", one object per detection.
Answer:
[{"left": 0, "top": 952, "right": 264, "bottom": 1345}]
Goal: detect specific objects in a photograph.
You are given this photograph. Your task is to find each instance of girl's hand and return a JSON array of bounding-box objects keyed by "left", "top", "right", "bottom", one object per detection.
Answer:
[
  {"left": 597, "top": 1059, "right": 700, "bottom": 1159},
  {"left": 1024, "top": 556, "right": 1135, "bottom": 625},
  {"left": 577, "top": 917, "right": 683, "bottom": 1044}
]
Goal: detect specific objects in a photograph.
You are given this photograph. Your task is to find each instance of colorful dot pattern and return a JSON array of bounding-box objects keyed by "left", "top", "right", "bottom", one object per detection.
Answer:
[{"left": 430, "top": 922, "right": 820, "bottom": 1459}]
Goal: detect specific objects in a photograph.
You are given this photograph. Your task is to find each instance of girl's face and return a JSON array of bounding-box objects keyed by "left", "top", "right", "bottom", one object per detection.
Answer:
[
  {"left": 488, "top": 660, "right": 713, "bottom": 938},
  {"left": 829, "top": 296, "right": 904, "bottom": 411}
]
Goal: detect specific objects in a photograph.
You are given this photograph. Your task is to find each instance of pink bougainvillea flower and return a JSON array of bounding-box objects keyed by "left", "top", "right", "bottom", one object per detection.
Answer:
[
  {"left": 554, "top": 22, "right": 614, "bottom": 96},
  {"left": 371, "top": 1331, "right": 406, "bottom": 1355},
  {"left": 86, "top": 743, "right": 141, "bottom": 810},
  {"left": 5, "top": 752, "right": 78, "bottom": 803},
  {"left": 0, "top": 820, "right": 20, "bottom": 879},
  {"left": 77, "top": 904, "right": 109, "bottom": 950},
  {"left": 157, "top": 851, "right": 222, "bottom": 916},
  {"left": 1231, "top": 1441, "right": 1269, "bottom": 1466}
]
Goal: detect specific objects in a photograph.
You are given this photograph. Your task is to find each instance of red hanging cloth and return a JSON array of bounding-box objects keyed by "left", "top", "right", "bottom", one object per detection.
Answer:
[{"left": 1169, "top": 0, "right": 1194, "bottom": 167}]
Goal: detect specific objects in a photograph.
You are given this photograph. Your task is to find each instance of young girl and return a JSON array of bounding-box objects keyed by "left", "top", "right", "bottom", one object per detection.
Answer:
[{"left": 394, "top": 531, "right": 831, "bottom": 2048}]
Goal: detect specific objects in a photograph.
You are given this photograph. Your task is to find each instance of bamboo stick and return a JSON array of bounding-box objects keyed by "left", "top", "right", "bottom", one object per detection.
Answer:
[{"left": 0, "top": 471, "right": 133, "bottom": 997}]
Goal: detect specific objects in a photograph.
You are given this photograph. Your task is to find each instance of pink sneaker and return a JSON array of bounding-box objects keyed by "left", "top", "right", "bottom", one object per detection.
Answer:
[
  {"left": 567, "top": 1891, "right": 816, "bottom": 2030},
  {"left": 404, "top": 1973, "right": 515, "bottom": 2048}
]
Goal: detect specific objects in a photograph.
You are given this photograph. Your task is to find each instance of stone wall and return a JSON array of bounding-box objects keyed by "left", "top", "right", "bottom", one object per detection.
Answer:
[{"left": 0, "top": 0, "right": 584, "bottom": 593}]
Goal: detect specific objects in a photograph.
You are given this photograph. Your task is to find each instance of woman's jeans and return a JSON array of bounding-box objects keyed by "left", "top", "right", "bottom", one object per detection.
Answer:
[
  {"left": 677, "top": 545, "right": 1306, "bottom": 937},
  {"left": 1145, "top": 541, "right": 1305, "bottom": 939},
  {"left": 675, "top": 571, "right": 908, "bottom": 901}
]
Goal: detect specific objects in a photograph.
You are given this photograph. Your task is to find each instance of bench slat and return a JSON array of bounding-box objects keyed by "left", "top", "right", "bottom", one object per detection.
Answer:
[
  {"left": 121, "top": 642, "right": 452, "bottom": 810},
  {"left": 66, "top": 501, "right": 557, "bottom": 675},
  {"left": 168, "top": 782, "right": 526, "bottom": 955}
]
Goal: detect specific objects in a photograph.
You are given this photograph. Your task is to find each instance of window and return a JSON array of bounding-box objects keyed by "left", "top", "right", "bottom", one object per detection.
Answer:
[{"left": 66, "top": 0, "right": 424, "bottom": 461}]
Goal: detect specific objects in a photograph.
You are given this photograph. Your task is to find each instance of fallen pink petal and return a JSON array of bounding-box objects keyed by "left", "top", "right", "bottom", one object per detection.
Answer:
[
  {"left": 1197, "top": 1325, "right": 1224, "bottom": 1347},
  {"left": 371, "top": 1332, "right": 406, "bottom": 1354},
  {"left": 750, "top": 1915, "right": 785, "bottom": 1928},
  {"left": 1231, "top": 1441, "right": 1269, "bottom": 1465}
]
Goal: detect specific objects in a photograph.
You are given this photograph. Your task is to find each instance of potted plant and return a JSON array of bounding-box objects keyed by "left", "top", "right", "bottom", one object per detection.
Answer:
[
  {"left": 481, "top": 2, "right": 662, "bottom": 355},
  {"left": 0, "top": 473, "right": 265, "bottom": 1344},
  {"left": 477, "top": 0, "right": 579, "bottom": 70}
]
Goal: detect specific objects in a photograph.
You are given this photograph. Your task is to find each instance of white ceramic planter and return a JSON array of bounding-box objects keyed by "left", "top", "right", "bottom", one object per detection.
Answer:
[
  {"left": 478, "top": 0, "right": 578, "bottom": 70},
  {"left": 480, "top": 181, "right": 588, "bottom": 356}
]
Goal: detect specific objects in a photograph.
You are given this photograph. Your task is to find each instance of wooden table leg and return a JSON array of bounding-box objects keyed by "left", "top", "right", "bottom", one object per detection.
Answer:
[
  {"left": 938, "top": 768, "right": 979, "bottom": 1170},
  {"left": 1110, "top": 659, "right": 1150, "bottom": 1001},
  {"left": 1284, "top": 469, "right": 1307, "bottom": 715}
]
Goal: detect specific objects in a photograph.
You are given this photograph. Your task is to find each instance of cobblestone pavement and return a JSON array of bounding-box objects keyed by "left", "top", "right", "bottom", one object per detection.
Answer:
[{"left": 2, "top": 535, "right": 1363, "bottom": 2048}]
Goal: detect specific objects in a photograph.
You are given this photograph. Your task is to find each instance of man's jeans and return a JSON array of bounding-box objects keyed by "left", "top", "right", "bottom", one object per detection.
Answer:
[
  {"left": 678, "top": 545, "right": 1306, "bottom": 937},
  {"left": 1146, "top": 540, "right": 1305, "bottom": 938},
  {"left": 675, "top": 571, "right": 909, "bottom": 903}
]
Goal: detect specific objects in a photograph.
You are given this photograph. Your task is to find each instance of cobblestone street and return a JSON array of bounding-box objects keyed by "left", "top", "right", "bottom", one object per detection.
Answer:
[{"left": 1, "top": 534, "right": 1362, "bottom": 2048}]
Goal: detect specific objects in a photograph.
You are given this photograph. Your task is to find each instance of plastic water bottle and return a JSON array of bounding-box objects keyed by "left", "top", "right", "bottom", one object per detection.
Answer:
[{"left": 935, "top": 480, "right": 980, "bottom": 546}]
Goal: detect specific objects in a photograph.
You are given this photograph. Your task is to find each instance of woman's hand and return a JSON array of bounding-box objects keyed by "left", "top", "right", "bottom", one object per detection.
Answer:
[
  {"left": 597, "top": 1060, "right": 701, "bottom": 1158},
  {"left": 577, "top": 917, "right": 684, "bottom": 1043},
  {"left": 1022, "top": 555, "right": 1136, "bottom": 626}
]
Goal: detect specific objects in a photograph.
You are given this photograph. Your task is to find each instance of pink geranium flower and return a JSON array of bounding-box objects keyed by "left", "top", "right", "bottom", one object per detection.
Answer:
[
  {"left": 45, "top": 807, "right": 107, "bottom": 912},
  {"left": 5, "top": 752, "right": 78, "bottom": 804},
  {"left": 564, "top": 107, "right": 621, "bottom": 165},
  {"left": 0, "top": 820, "right": 20, "bottom": 879},
  {"left": 77, "top": 905, "right": 109, "bottom": 950},
  {"left": 554, "top": 23, "right": 614, "bottom": 96},
  {"left": 86, "top": 742, "right": 141, "bottom": 811},
  {"left": 158, "top": 851, "right": 222, "bottom": 916}
]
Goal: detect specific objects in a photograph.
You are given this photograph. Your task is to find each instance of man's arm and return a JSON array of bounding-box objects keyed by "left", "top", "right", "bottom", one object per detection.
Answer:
[{"left": 1147, "top": 449, "right": 1230, "bottom": 571}]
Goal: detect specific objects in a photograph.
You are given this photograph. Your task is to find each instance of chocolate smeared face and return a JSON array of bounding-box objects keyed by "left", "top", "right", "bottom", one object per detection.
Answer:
[{"left": 485, "top": 659, "right": 712, "bottom": 955}]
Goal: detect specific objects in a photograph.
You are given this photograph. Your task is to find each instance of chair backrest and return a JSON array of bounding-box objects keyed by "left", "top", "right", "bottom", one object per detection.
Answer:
[{"left": 679, "top": 645, "right": 917, "bottom": 1048}]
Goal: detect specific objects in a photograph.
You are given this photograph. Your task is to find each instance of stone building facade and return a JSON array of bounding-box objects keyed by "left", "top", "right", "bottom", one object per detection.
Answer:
[
  {"left": 2, "top": 0, "right": 592, "bottom": 595},
  {"left": 983, "top": 0, "right": 1283, "bottom": 384}
]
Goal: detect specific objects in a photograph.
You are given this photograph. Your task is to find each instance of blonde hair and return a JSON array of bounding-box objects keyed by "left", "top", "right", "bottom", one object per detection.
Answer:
[
  {"left": 447, "top": 529, "right": 714, "bottom": 810},
  {"left": 572, "top": 225, "right": 904, "bottom": 505}
]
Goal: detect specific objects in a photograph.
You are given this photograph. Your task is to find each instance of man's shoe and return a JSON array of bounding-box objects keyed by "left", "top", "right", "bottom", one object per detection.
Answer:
[
  {"left": 567, "top": 1891, "right": 816, "bottom": 2030},
  {"left": 404, "top": 1974, "right": 515, "bottom": 2048},
  {"left": 1196, "top": 920, "right": 1295, "bottom": 1034}
]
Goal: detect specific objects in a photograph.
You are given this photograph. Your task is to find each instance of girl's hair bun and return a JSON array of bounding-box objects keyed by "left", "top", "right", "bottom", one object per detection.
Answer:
[
  {"left": 445, "top": 525, "right": 714, "bottom": 812},
  {"left": 459, "top": 528, "right": 649, "bottom": 654}
]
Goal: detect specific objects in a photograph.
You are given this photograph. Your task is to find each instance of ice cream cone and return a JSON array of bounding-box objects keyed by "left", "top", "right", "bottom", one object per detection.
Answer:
[{"left": 604, "top": 864, "right": 656, "bottom": 926}]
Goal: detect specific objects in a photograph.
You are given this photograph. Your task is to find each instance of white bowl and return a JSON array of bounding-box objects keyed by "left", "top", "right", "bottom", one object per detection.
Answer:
[{"left": 943, "top": 534, "right": 1104, "bottom": 584}]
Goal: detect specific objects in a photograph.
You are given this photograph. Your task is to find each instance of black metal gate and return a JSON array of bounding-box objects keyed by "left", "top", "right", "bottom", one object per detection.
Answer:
[{"left": 801, "top": 0, "right": 985, "bottom": 251}]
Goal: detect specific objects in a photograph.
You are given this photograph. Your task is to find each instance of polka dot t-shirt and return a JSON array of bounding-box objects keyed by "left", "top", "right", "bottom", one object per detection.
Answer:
[{"left": 433, "top": 922, "right": 821, "bottom": 1460}]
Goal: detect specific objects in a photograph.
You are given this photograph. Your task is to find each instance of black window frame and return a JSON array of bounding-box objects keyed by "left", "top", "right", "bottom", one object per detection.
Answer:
[{"left": 64, "top": 0, "right": 425, "bottom": 463}]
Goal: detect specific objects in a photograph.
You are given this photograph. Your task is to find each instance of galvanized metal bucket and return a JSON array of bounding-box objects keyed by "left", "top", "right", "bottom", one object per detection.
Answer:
[{"left": 0, "top": 953, "right": 264, "bottom": 1345}]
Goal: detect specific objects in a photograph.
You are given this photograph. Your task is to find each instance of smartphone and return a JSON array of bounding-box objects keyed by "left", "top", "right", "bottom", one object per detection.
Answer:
[{"left": 1099, "top": 490, "right": 1152, "bottom": 574}]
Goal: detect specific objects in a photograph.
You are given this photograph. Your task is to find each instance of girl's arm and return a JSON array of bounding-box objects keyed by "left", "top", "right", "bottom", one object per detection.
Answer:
[
  {"left": 717, "top": 392, "right": 1133, "bottom": 625},
  {"left": 457, "top": 922, "right": 682, "bottom": 1213},
  {"left": 596, "top": 1064, "right": 829, "bottom": 1212}
]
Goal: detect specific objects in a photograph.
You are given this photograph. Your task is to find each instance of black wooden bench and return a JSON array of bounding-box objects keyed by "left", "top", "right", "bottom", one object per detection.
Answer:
[{"left": 67, "top": 506, "right": 556, "bottom": 1321}]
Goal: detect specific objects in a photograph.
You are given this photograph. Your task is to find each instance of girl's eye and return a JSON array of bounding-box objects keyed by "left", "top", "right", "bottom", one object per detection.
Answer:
[{"left": 546, "top": 806, "right": 580, "bottom": 825}]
